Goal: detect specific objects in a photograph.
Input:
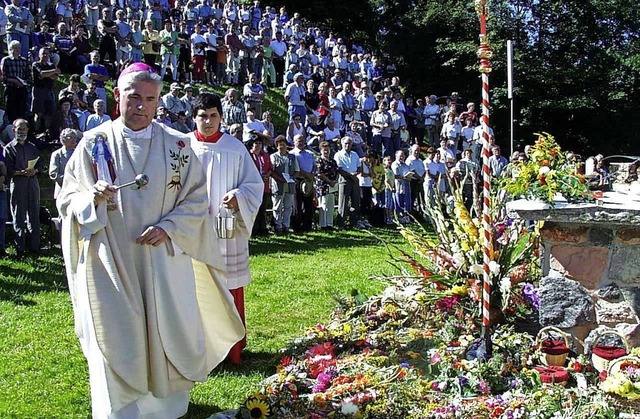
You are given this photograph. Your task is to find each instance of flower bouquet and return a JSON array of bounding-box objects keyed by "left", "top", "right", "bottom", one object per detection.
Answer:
[
  {"left": 600, "top": 356, "right": 640, "bottom": 412},
  {"left": 501, "top": 132, "right": 593, "bottom": 206}
]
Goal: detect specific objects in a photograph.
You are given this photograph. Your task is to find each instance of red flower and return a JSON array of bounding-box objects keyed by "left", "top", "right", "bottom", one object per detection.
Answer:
[
  {"left": 176, "top": 140, "right": 186, "bottom": 149},
  {"left": 571, "top": 361, "right": 583, "bottom": 372},
  {"left": 280, "top": 356, "right": 293, "bottom": 367},
  {"left": 599, "top": 371, "right": 608, "bottom": 381}
]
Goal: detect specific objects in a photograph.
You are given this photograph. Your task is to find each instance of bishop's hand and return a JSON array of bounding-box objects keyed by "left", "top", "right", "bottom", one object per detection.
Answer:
[{"left": 93, "top": 180, "right": 116, "bottom": 204}]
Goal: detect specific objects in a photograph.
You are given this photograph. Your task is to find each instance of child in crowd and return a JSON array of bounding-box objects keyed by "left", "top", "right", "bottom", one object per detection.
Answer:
[
  {"left": 358, "top": 150, "right": 374, "bottom": 228},
  {"left": 216, "top": 37, "right": 228, "bottom": 84},
  {"left": 369, "top": 152, "right": 386, "bottom": 227},
  {"left": 383, "top": 155, "right": 395, "bottom": 224}
]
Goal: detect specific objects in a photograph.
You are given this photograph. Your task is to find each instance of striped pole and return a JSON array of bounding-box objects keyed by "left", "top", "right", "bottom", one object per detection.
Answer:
[{"left": 476, "top": 0, "right": 493, "bottom": 359}]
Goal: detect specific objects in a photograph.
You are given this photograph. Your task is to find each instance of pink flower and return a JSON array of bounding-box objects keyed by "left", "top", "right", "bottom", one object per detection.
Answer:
[
  {"left": 430, "top": 352, "right": 442, "bottom": 365},
  {"left": 477, "top": 380, "right": 491, "bottom": 394}
]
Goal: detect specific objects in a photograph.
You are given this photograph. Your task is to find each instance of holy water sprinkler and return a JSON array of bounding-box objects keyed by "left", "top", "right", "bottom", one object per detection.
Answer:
[{"left": 114, "top": 174, "right": 149, "bottom": 190}]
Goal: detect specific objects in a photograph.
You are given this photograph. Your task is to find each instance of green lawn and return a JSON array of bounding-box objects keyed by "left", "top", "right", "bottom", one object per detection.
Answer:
[{"left": 0, "top": 227, "right": 409, "bottom": 418}]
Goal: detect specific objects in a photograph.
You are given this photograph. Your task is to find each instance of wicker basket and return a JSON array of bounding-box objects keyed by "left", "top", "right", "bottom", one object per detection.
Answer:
[
  {"left": 534, "top": 365, "right": 569, "bottom": 386},
  {"left": 591, "top": 330, "right": 629, "bottom": 373},
  {"left": 607, "top": 355, "right": 640, "bottom": 376},
  {"left": 535, "top": 326, "right": 570, "bottom": 367},
  {"left": 605, "top": 356, "right": 640, "bottom": 412}
]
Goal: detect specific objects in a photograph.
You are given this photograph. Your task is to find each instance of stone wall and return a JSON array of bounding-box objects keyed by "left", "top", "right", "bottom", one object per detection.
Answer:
[{"left": 508, "top": 204, "right": 640, "bottom": 354}]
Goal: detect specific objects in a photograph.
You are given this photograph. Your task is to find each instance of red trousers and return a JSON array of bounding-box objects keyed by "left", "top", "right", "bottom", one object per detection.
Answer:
[{"left": 227, "top": 287, "right": 246, "bottom": 364}]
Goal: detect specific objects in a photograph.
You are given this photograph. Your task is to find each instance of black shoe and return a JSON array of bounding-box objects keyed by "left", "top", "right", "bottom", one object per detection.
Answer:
[{"left": 0, "top": 248, "right": 7, "bottom": 258}]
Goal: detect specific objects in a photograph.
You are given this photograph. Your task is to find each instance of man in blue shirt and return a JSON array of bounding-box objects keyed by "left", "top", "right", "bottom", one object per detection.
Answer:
[{"left": 83, "top": 50, "right": 109, "bottom": 104}]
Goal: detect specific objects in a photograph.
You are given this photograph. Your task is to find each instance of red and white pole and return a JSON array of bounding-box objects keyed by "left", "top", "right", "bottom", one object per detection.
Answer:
[{"left": 476, "top": 0, "right": 493, "bottom": 359}]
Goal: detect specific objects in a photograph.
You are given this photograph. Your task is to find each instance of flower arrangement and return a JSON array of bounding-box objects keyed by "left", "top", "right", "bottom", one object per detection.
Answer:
[
  {"left": 501, "top": 132, "right": 592, "bottom": 206},
  {"left": 600, "top": 355, "right": 640, "bottom": 401},
  {"left": 231, "top": 154, "right": 631, "bottom": 418}
]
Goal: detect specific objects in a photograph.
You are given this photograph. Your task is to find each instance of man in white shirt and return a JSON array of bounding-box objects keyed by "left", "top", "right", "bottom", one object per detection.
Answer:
[
  {"left": 160, "top": 82, "right": 185, "bottom": 122},
  {"left": 334, "top": 136, "right": 363, "bottom": 229},
  {"left": 405, "top": 144, "right": 426, "bottom": 217},
  {"left": 269, "top": 31, "right": 287, "bottom": 87},
  {"left": 423, "top": 94, "right": 440, "bottom": 146},
  {"left": 242, "top": 109, "right": 270, "bottom": 143}
]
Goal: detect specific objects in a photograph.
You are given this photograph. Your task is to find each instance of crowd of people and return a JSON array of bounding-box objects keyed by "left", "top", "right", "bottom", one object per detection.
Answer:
[{"left": 0, "top": 0, "right": 610, "bottom": 252}]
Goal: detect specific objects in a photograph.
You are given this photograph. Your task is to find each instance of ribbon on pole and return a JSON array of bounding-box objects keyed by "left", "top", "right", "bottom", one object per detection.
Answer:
[{"left": 476, "top": 0, "right": 493, "bottom": 359}]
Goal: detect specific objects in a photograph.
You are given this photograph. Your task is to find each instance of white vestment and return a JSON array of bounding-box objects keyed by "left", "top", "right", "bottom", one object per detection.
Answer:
[
  {"left": 189, "top": 132, "right": 263, "bottom": 289},
  {"left": 57, "top": 119, "right": 244, "bottom": 419}
]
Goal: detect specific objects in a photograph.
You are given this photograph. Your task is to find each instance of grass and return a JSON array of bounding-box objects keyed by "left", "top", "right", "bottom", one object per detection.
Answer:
[{"left": 0, "top": 227, "right": 410, "bottom": 418}]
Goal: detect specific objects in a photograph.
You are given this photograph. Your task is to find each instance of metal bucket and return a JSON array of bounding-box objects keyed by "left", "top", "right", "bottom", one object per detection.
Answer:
[{"left": 216, "top": 206, "right": 236, "bottom": 239}]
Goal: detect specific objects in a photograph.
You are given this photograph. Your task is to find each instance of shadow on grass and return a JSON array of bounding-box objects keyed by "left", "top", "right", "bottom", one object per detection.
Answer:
[
  {"left": 249, "top": 226, "right": 402, "bottom": 256},
  {"left": 185, "top": 403, "right": 227, "bottom": 419},
  {"left": 0, "top": 248, "right": 68, "bottom": 305},
  {"left": 185, "top": 351, "right": 278, "bottom": 419},
  {"left": 211, "top": 350, "right": 278, "bottom": 378}
]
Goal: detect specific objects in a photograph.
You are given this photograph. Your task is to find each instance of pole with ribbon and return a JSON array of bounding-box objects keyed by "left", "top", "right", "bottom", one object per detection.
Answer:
[{"left": 475, "top": 0, "right": 493, "bottom": 359}]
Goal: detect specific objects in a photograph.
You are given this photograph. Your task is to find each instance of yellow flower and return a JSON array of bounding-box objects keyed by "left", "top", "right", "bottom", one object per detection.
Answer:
[
  {"left": 244, "top": 397, "right": 270, "bottom": 418},
  {"left": 446, "top": 285, "right": 468, "bottom": 296}
]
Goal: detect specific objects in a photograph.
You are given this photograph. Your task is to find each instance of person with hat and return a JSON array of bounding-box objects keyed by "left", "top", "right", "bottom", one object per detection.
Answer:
[
  {"left": 291, "top": 134, "right": 316, "bottom": 232},
  {"left": 330, "top": 68, "right": 345, "bottom": 92},
  {"left": 180, "top": 83, "right": 196, "bottom": 128},
  {"left": 188, "top": 91, "right": 263, "bottom": 364},
  {"left": 284, "top": 71, "right": 306, "bottom": 124},
  {"left": 161, "top": 82, "right": 185, "bottom": 122},
  {"left": 50, "top": 96, "right": 80, "bottom": 139},
  {"left": 57, "top": 63, "right": 244, "bottom": 417}
]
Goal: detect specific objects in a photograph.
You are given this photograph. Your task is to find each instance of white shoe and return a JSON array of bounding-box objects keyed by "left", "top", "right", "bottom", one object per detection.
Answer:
[
  {"left": 356, "top": 220, "right": 366, "bottom": 229},
  {"left": 363, "top": 220, "right": 372, "bottom": 228}
]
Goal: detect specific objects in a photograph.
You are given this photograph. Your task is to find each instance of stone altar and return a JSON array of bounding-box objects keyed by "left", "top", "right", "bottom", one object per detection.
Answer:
[{"left": 508, "top": 193, "right": 640, "bottom": 353}]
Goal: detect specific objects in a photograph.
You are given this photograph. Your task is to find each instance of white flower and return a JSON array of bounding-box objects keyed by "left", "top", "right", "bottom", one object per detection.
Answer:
[
  {"left": 398, "top": 284, "right": 421, "bottom": 299},
  {"left": 539, "top": 166, "right": 551, "bottom": 175},
  {"left": 499, "top": 277, "right": 511, "bottom": 296},
  {"left": 452, "top": 252, "right": 465, "bottom": 268},
  {"left": 341, "top": 402, "right": 359, "bottom": 415},
  {"left": 470, "top": 264, "right": 484, "bottom": 276},
  {"left": 489, "top": 260, "right": 501, "bottom": 275}
]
